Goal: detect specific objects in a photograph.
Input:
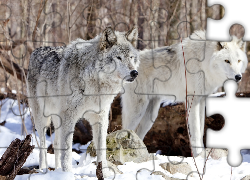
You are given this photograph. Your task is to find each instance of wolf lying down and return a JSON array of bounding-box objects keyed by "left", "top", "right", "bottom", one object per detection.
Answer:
[
  {"left": 122, "top": 30, "right": 247, "bottom": 157},
  {"left": 27, "top": 26, "right": 139, "bottom": 177}
]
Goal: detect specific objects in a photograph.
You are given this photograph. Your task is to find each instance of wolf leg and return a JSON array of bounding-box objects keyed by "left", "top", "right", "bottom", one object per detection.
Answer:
[
  {"left": 199, "top": 97, "right": 206, "bottom": 146},
  {"left": 52, "top": 115, "right": 62, "bottom": 169},
  {"left": 187, "top": 97, "right": 204, "bottom": 157},
  {"left": 59, "top": 113, "right": 75, "bottom": 172},
  {"left": 34, "top": 113, "right": 49, "bottom": 170},
  {"left": 135, "top": 97, "right": 162, "bottom": 140},
  {"left": 122, "top": 95, "right": 149, "bottom": 131},
  {"left": 88, "top": 110, "right": 112, "bottom": 178}
]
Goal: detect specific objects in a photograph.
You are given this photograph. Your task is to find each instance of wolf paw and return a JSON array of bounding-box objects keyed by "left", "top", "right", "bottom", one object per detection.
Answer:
[{"left": 102, "top": 168, "right": 114, "bottom": 178}]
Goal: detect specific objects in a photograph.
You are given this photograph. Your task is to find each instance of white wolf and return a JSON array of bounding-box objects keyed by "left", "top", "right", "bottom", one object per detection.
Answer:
[
  {"left": 27, "top": 26, "right": 139, "bottom": 177},
  {"left": 121, "top": 30, "right": 247, "bottom": 156}
]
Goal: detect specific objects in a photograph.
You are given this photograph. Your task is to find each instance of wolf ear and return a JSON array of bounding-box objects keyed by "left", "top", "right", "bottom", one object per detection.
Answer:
[
  {"left": 237, "top": 38, "right": 246, "bottom": 52},
  {"left": 217, "top": 42, "right": 223, "bottom": 51},
  {"left": 100, "top": 26, "right": 117, "bottom": 51},
  {"left": 125, "top": 26, "right": 138, "bottom": 48}
]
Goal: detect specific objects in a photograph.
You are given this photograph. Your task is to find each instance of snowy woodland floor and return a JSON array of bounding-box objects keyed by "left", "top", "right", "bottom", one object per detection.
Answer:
[{"left": 0, "top": 97, "right": 250, "bottom": 180}]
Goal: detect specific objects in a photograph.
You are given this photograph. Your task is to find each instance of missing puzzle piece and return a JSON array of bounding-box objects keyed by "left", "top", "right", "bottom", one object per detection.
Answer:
[
  {"left": 206, "top": 80, "right": 250, "bottom": 167},
  {"left": 207, "top": 0, "right": 250, "bottom": 41}
]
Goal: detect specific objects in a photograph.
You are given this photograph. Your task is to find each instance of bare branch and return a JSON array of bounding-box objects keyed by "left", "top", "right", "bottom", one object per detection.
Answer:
[
  {"left": 32, "top": 0, "right": 48, "bottom": 41},
  {"left": 169, "top": 0, "right": 180, "bottom": 24},
  {"left": 0, "top": 39, "right": 25, "bottom": 51},
  {"left": 0, "top": 52, "right": 27, "bottom": 83}
]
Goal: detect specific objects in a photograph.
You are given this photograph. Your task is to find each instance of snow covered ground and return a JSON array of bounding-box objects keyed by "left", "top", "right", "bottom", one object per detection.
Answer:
[{"left": 0, "top": 98, "right": 250, "bottom": 180}]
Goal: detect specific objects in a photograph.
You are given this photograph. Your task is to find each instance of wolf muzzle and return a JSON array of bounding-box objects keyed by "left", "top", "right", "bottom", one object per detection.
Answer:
[
  {"left": 235, "top": 74, "right": 242, "bottom": 82},
  {"left": 130, "top": 70, "right": 138, "bottom": 78},
  {"left": 127, "top": 70, "right": 138, "bottom": 82}
]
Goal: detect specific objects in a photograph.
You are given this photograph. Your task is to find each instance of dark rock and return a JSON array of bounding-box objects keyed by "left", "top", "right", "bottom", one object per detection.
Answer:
[{"left": 73, "top": 119, "right": 92, "bottom": 145}]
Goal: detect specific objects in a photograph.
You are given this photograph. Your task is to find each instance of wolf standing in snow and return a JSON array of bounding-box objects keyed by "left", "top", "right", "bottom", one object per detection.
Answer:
[
  {"left": 121, "top": 30, "right": 247, "bottom": 156},
  {"left": 27, "top": 26, "right": 139, "bottom": 177}
]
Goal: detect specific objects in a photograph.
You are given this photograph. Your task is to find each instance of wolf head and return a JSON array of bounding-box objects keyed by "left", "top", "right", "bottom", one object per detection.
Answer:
[
  {"left": 211, "top": 36, "right": 247, "bottom": 83},
  {"left": 98, "top": 26, "right": 139, "bottom": 83}
]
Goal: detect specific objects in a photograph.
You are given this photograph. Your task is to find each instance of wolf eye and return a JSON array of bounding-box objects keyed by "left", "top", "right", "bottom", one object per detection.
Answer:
[
  {"left": 225, "top": 60, "right": 230, "bottom": 64},
  {"left": 238, "top": 60, "right": 241, "bottom": 63},
  {"left": 117, "top": 56, "right": 122, "bottom": 60}
]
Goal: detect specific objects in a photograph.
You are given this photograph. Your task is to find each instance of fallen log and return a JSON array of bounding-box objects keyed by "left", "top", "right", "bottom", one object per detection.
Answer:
[{"left": 0, "top": 134, "right": 35, "bottom": 180}]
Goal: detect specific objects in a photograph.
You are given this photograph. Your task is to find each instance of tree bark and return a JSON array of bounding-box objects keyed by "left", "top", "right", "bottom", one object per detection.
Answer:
[
  {"left": 0, "top": 52, "right": 27, "bottom": 83},
  {"left": 0, "top": 135, "right": 35, "bottom": 180}
]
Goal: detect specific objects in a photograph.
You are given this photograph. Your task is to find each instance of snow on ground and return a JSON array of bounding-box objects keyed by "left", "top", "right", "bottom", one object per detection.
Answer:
[{"left": 0, "top": 98, "right": 249, "bottom": 180}]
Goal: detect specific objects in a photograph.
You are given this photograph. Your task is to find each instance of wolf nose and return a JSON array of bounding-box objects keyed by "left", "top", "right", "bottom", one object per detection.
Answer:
[
  {"left": 235, "top": 74, "right": 242, "bottom": 81},
  {"left": 130, "top": 70, "right": 138, "bottom": 78}
]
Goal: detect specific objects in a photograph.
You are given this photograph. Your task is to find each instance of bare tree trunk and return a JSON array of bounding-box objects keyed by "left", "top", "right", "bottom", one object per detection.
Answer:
[
  {"left": 185, "top": 0, "right": 191, "bottom": 36},
  {"left": 191, "top": 0, "right": 200, "bottom": 33},
  {"left": 86, "top": 0, "right": 98, "bottom": 40},
  {"left": 158, "top": 0, "right": 167, "bottom": 47},
  {"left": 150, "top": 0, "right": 160, "bottom": 49},
  {"left": 137, "top": 0, "right": 145, "bottom": 50},
  {"left": 130, "top": 0, "right": 138, "bottom": 27},
  {"left": 56, "top": 0, "right": 63, "bottom": 42},
  {"left": 166, "top": 0, "right": 180, "bottom": 46},
  {"left": 67, "top": 0, "right": 71, "bottom": 43},
  {"left": 42, "top": 1, "right": 53, "bottom": 46},
  {"left": 201, "top": 0, "right": 206, "bottom": 30},
  {"left": 179, "top": 0, "right": 188, "bottom": 38}
]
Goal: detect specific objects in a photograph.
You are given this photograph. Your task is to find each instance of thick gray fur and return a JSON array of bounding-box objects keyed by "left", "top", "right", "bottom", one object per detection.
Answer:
[{"left": 27, "top": 26, "right": 139, "bottom": 178}]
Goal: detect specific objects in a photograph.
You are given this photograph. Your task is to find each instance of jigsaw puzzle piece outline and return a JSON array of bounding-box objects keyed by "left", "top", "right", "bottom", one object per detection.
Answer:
[
  {"left": 26, "top": 76, "right": 113, "bottom": 177},
  {"left": 0, "top": 1, "right": 249, "bottom": 179},
  {"left": 25, "top": 26, "right": 140, "bottom": 179},
  {"left": 129, "top": 22, "right": 223, "bottom": 179},
  {"left": 0, "top": 4, "right": 11, "bottom": 21},
  {"left": 206, "top": 80, "right": 250, "bottom": 167},
  {"left": 3, "top": 0, "right": 67, "bottom": 140},
  {"left": 133, "top": 104, "right": 207, "bottom": 180},
  {"left": 41, "top": 0, "right": 63, "bottom": 30},
  {"left": 132, "top": 21, "right": 207, "bottom": 96},
  {"left": 139, "top": 19, "right": 197, "bottom": 96},
  {"left": 25, "top": 95, "right": 117, "bottom": 179},
  {"left": 64, "top": 25, "right": 139, "bottom": 96},
  {"left": 186, "top": 26, "right": 247, "bottom": 158},
  {"left": 135, "top": 144, "right": 207, "bottom": 180},
  {"left": 206, "top": 0, "right": 250, "bottom": 41},
  {"left": 0, "top": 1, "right": 102, "bottom": 179},
  {"left": 122, "top": 28, "right": 209, "bottom": 159}
]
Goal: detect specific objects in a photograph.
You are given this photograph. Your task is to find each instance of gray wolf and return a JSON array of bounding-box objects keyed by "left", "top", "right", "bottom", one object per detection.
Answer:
[
  {"left": 27, "top": 26, "right": 139, "bottom": 177},
  {"left": 121, "top": 30, "right": 247, "bottom": 156}
]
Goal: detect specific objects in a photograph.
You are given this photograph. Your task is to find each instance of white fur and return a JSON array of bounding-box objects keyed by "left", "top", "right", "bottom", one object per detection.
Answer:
[{"left": 121, "top": 30, "right": 247, "bottom": 156}]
